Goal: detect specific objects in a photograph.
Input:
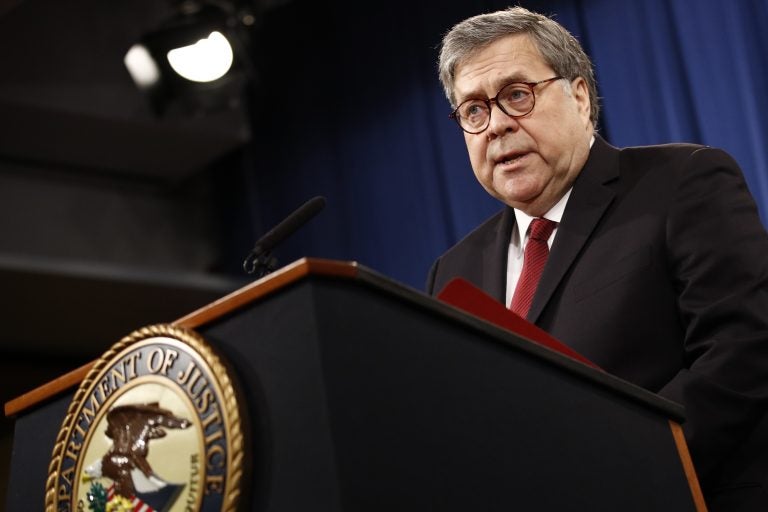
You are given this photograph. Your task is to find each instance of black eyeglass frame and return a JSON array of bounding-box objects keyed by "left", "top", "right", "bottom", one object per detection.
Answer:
[{"left": 449, "top": 76, "right": 565, "bottom": 134}]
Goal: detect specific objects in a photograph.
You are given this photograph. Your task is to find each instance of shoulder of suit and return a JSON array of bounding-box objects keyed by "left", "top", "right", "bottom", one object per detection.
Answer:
[
  {"left": 620, "top": 141, "right": 708, "bottom": 155},
  {"left": 615, "top": 141, "right": 734, "bottom": 170},
  {"left": 440, "top": 207, "right": 508, "bottom": 256}
]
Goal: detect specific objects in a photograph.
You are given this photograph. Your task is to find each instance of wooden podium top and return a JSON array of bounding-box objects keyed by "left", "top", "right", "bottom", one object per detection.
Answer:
[
  {"left": 4, "top": 258, "right": 359, "bottom": 417},
  {"left": 4, "top": 256, "right": 685, "bottom": 423}
]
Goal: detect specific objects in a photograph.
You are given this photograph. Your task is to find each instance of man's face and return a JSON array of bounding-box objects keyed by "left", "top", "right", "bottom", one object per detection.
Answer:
[{"left": 452, "top": 34, "right": 593, "bottom": 216}]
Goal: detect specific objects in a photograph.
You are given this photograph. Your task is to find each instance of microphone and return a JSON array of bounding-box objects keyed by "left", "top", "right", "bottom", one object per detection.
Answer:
[{"left": 242, "top": 196, "right": 327, "bottom": 276}]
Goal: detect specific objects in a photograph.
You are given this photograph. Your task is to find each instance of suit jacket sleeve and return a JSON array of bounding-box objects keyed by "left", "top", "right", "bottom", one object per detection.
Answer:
[{"left": 657, "top": 146, "right": 768, "bottom": 487}]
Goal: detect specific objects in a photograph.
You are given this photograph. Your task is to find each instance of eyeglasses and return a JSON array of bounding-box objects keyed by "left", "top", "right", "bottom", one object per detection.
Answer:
[{"left": 449, "top": 76, "right": 564, "bottom": 134}]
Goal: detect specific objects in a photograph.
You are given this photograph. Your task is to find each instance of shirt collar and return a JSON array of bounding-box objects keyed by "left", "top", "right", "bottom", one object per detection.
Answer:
[{"left": 513, "top": 187, "right": 572, "bottom": 247}]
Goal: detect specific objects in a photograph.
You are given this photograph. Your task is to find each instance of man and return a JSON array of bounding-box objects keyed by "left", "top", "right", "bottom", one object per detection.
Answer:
[{"left": 427, "top": 7, "right": 768, "bottom": 511}]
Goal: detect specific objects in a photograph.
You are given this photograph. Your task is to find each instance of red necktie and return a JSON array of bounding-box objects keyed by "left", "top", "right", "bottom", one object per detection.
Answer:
[{"left": 510, "top": 218, "right": 556, "bottom": 318}]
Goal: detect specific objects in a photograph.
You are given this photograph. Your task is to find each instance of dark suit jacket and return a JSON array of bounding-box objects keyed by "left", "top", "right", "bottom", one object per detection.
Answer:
[{"left": 427, "top": 135, "right": 768, "bottom": 511}]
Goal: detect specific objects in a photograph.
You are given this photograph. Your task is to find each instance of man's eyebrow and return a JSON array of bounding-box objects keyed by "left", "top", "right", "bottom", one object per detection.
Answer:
[
  {"left": 498, "top": 72, "right": 530, "bottom": 84},
  {"left": 456, "top": 73, "right": 532, "bottom": 102}
]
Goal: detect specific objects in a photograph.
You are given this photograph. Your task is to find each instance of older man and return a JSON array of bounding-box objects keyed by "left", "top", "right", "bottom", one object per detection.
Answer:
[{"left": 427, "top": 7, "right": 768, "bottom": 511}]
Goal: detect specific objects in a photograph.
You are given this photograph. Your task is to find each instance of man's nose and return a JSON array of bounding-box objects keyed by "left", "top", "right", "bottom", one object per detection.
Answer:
[{"left": 485, "top": 103, "right": 520, "bottom": 140}]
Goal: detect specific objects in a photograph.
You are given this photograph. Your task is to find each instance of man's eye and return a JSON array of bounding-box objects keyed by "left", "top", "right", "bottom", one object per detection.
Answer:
[
  {"left": 462, "top": 102, "right": 487, "bottom": 118},
  {"left": 505, "top": 87, "right": 531, "bottom": 102}
]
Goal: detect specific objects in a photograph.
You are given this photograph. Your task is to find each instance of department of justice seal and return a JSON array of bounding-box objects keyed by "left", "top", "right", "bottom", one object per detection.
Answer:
[{"left": 45, "top": 324, "right": 246, "bottom": 512}]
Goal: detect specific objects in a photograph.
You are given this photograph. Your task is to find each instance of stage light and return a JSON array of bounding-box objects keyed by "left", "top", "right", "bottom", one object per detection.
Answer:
[
  {"left": 166, "top": 31, "right": 234, "bottom": 83},
  {"left": 125, "top": 1, "right": 253, "bottom": 117},
  {"left": 124, "top": 44, "right": 161, "bottom": 88}
]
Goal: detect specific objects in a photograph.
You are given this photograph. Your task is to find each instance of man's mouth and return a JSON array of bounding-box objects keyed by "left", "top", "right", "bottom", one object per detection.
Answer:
[{"left": 495, "top": 151, "right": 530, "bottom": 166}]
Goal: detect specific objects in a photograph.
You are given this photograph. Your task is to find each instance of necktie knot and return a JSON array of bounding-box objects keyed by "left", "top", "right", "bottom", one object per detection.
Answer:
[{"left": 529, "top": 218, "right": 556, "bottom": 243}]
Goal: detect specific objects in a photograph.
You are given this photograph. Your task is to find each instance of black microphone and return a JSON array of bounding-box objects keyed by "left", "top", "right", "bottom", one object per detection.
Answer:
[{"left": 243, "top": 196, "right": 327, "bottom": 276}]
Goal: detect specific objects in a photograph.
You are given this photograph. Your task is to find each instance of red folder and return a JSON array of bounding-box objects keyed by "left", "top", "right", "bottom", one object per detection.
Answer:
[{"left": 437, "top": 278, "right": 600, "bottom": 369}]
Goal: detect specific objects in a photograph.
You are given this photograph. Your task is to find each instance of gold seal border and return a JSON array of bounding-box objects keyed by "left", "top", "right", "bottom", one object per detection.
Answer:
[{"left": 45, "top": 323, "right": 245, "bottom": 512}]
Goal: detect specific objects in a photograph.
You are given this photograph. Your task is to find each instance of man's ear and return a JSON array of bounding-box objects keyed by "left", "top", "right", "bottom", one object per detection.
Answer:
[{"left": 570, "top": 77, "right": 591, "bottom": 124}]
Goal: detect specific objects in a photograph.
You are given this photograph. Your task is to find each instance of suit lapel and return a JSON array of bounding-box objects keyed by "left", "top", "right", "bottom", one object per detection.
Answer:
[
  {"left": 527, "top": 136, "right": 620, "bottom": 323},
  {"left": 482, "top": 206, "right": 515, "bottom": 303}
]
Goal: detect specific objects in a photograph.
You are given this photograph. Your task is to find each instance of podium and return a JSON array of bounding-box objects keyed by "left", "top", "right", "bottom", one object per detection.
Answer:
[{"left": 5, "top": 258, "right": 705, "bottom": 511}]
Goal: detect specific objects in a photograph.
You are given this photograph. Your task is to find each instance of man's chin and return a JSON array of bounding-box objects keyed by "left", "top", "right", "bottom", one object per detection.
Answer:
[{"left": 495, "top": 188, "right": 539, "bottom": 211}]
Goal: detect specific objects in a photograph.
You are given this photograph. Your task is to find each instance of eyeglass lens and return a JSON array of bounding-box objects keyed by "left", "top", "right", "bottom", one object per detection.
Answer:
[{"left": 455, "top": 82, "right": 535, "bottom": 133}]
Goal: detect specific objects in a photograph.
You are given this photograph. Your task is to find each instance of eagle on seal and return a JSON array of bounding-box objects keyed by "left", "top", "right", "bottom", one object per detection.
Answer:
[{"left": 84, "top": 403, "right": 191, "bottom": 498}]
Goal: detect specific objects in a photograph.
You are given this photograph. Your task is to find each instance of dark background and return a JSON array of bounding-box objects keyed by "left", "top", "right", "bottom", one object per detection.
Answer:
[{"left": 1, "top": 0, "right": 766, "bottom": 504}]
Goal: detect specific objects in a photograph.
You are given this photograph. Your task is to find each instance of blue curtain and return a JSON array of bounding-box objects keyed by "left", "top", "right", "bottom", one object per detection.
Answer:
[
  {"left": 583, "top": 0, "right": 768, "bottom": 215},
  {"left": 235, "top": 0, "right": 768, "bottom": 289}
]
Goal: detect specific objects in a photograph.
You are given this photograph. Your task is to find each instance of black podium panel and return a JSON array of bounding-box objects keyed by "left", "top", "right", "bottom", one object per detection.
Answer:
[
  {"left": 6, "top": 269, "right": 696, "bottom": 511},
  {"left": 6, "top": 392, "right": 73, "bottom": 508},
  {"left": 198, "top": 276, "right": 694, "bottom": 511}
]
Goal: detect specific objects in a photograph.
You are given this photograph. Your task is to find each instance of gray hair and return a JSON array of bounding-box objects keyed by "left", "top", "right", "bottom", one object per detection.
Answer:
[{"left": 438, "top": 6, "right": 599, "bottom": 127}]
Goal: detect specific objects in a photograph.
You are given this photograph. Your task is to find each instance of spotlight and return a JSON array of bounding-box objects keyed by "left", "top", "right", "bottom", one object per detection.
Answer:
[
  {"left": 125, "top": 1, "right": 252, "bottom": 116},
  {"left": 166, "top": 31, "right": 234, "bottom": 83},
  {"left": 124, "top": 44, "right": 161, "bottom": 88}
]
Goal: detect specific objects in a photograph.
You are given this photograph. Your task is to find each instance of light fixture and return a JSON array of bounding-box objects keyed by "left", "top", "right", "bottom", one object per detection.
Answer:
[
  {"left": 125, "top": 1, "right": 253, "bottom": 116},
  {"left": 167, "top": 31, "right": 234, "bottom": 83},
  {"left": 124, "top": 44, "right": 161, "bottom": 88}
]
